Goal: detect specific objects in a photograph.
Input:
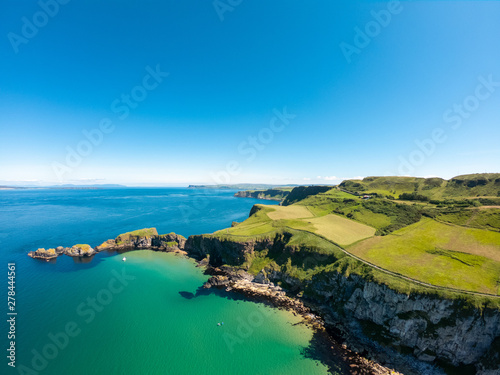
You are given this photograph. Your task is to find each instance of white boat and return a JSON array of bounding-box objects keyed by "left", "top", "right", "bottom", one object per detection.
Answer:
[{"left": 122, "top": 257, "right": 126, "bottom": 261}]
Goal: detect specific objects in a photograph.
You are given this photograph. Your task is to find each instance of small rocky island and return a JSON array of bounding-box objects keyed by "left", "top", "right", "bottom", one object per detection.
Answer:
[
  {"left": 28, "top": 228, "right": 186, "bottom": 260},
  {"left": 29, "top": 244, "right": 96, "bottom": 259}
]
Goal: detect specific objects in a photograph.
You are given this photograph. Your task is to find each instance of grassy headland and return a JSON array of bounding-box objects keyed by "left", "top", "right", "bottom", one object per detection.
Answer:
[{"left": 213, "top": 174, "right": 500, "bottom": 308}]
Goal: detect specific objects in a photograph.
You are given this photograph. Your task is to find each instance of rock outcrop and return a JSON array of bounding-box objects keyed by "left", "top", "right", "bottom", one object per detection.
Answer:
[
  {"left": 95, "top": 239, "right": 116, "bottom": 251},
  {"left": 184, "top": 233, "right": 276, "bottom": 266},
  {"left": 28, "top": 248, "right": 58, "bottom": 260},
  {"left": 152, "top": 233, "right": 187, "bottom": 251},
  {"left": 234, "top": 188, "right": 290, "bottom": 201},
  {"left": 28, "top": 228, "right": 187, "bottom": 260},
  {"left": 64, "top": 244, "right": 96, "bottom": 257},
  {"left": 203, "top": 266, "right": 312, "bottom": 315},
  {"left": 114, "top": 228, "right": 159, "bottom": 248}
]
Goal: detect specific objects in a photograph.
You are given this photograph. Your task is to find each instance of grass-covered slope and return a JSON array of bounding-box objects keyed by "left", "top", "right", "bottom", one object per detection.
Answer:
[
  {"left": 217, "top": 204, "right": 375, "bottom": 246},
  {"left": 444, "top": 173, "right": 500, "bottom": 197},
  {"left": 282, "top": 185, "right": 333, "bottom": 205},
  {"left": 299, "top": 214, "right": 376, "bottom": 246},
  {"left": 437, "top": 207, "right": 500, "bottom": 232},
  {"left": 340, "top": 176, "right": 444, "bottom": 198},
  {"left": 296, "top": 193, "right": 422, "bottom": 235},
  {"left": 339, "top": 173, "right": 500, "bottom": 200},
  {"left": 208, "top": 177, "right": 500, "bottom": 305},
  {"left": 348, "top": 218, "right": 500, "bottom": 294}
]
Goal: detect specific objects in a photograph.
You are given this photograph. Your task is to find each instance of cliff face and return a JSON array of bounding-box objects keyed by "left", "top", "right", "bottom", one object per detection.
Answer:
[
  {"left": 184, "top": 233, "right": 500, "bottom": 371},
  {"left": 304, "top": 271, "right": 500, "bottom": 367},
  {"left": 114, "top": 228, "right": 159, "bottom": 248},
  {"left": 185, "top": 234, "right": 273, "bottom": 265},
  {"left": 234, "top": 188, "right": 290, "bottom": 201},
  {"left": 282, "top": 185, "right": 333, "bottom": 205}
]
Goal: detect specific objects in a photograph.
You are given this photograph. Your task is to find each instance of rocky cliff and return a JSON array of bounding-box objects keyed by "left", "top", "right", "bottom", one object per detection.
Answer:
[
  {"left": 304, "top": 271, "right": 499, "bottom": 369},
  {"left": 184, "top": 232, "right": 500, "bottom": 374},
  {"left": 234, "top": 188, "right": 290, "bottom": 201},
  {"left": 185, "top": 234, "right": 273, "bottom": 265}
]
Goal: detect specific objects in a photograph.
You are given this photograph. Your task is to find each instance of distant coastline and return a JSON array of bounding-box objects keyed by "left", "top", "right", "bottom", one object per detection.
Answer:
[{"left": 188, "top": 183, "right": 298, "bottom": 190}]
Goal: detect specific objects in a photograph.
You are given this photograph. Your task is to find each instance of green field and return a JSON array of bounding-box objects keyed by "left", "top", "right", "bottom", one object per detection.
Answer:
[
  {"left": 348, "top": 218, "right": 500, "bottom": 294},
  {"left": 296, "top": 194, "right": 421, "bottom": 234},
  {"left": 266, "top": 205, "right": 313, "bottom": 220},
  {"left": 295, "top": 214, "right": 376, "bottom": 246},
  {"left": 220, "top": 204, "right": 375, "bottom": 246},
  {"left": 216, "top": 205, "right": 276, "bottom": 237},
  {"left": 437, "top": 208, "right": 500, "bottom": 231}
]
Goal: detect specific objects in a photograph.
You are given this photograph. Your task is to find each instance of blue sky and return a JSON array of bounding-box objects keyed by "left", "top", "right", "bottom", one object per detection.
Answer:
[{"left": 1, "top": 1, "right": 499, "bottom": 186}]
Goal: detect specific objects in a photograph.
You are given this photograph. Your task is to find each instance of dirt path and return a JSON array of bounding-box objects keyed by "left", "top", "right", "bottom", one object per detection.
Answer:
[{"left": 288, "top": 227, "right": 500, "bottom": 299}]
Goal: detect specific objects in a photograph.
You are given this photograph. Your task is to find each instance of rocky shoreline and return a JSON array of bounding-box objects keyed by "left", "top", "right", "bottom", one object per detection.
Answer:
[{"left": 201, "top": 264, "right": 402, "bottom": 375}]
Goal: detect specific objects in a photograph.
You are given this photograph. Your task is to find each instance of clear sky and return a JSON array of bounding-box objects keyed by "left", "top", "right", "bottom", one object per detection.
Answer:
[{"left": 1, "top": 1, "right": 499, "bottom": 186}]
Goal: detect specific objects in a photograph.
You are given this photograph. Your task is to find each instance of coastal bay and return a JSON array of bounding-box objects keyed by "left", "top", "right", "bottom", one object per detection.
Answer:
[{"left": 0, "top": 188, "right": 338, "bottom": 375}]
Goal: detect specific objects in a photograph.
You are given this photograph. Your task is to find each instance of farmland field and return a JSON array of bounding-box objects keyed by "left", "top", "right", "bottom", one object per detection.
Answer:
[
  {"left": 347, "top": 218, "right": 500, "bottom": 294},
  {"left": 266, "top": 205, "right": 314, "bottom": 220},
  {"left": 300, "top": 214, "right": 375, "bottom": 246}
]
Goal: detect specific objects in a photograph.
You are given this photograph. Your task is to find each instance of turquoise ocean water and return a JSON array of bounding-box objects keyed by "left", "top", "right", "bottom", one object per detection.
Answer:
[{"left": 0, "top": 188, "right": 344, "bottom": 374}]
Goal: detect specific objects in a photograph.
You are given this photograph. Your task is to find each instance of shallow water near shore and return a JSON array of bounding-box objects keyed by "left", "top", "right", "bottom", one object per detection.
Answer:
[{"left": 0, "top": 188, "right": 343, "bottom": 374}]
